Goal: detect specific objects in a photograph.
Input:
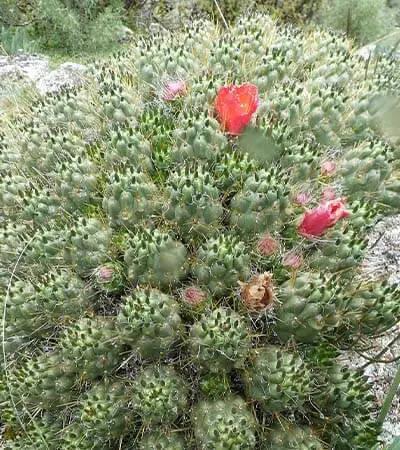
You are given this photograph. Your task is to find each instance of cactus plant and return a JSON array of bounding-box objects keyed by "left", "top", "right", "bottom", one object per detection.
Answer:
[
  {"left": 130, "top": 364, "right": 188, "bottom": 425},
  {"left": 117, "top": 289, "right": 182, "bottom": 359},
  {"left": 193, "top": 234, "right": 251, "bottom": 296},
  {"left": 189, "top": 307, "right": 251, "bottom": 372},
  {"left": 192, "top": 395, "right": 257, "bottom": 450},
  {"left": 264, "top": 420, "right": 324, "bottom": 449},
  {"left": 0, "top": 12, "right": 399, "bottom": 450},
  {"left": 243, "top": 345, "right": 312, "bottom": 413},
  {"left": 138, "top": 430, "right": 186, "bottom": 449}
]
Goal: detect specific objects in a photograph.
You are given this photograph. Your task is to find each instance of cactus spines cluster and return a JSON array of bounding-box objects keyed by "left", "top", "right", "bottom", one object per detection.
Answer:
[
  {"left": 265, "top": 421, "right": 324, "bottom": 450},
  {"left": 274, "top": 273, "right": 343, "bottom": 342},
  {"left": 189, "top": 307, "right": 251, "bottom": 372},
  {"left": 165, "top": 165, "right": 223, "bottom": 238},
  {"left": 1, "top": 11, "right": 399, "bottom": 450},
  {"left": 58, "top": 317, "right": 120, "bottom": 380},
  {"left": 117, "top": 289, "right": 182, "bottom": 359},
  {"left": 193, "top": 234, "right": 251, "bottom": 296},
  {"left": 130, "top": 364, "right": 188, "bottom": 425},
  {"left": 79, "top": 382, "right": 130, "bottom": 440},
  {"left": 192, "top": 396, "right": 257, "bottom": 450},
  {"left": 139, "top": 430, "right": 186, "bottom": 450},
  {"left": 102, "top": 167, "right": 160, "bottom": 227},
  {"left": 230, "top": 168, "right": 291, "bottom": 236},
  {"left": 124, "top": 228, "right": 188, "bottom": 287},
  {"left": 243, "top": 346, "right": 312, "bottom": 413}
]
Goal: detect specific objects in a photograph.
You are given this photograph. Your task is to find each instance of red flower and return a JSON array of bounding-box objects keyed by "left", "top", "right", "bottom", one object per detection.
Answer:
[
  {"left": 214, "top": 83, "right": 259, "bottom": 135},
  {"left": 298, "top": 197, "right": 350, "bottom": 238}
]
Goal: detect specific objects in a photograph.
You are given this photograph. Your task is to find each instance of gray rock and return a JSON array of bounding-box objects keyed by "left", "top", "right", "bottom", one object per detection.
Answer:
[
  {"left": 341, "top": 214, "right": 400, "bottom": 448},
  {"left": 361, "top": 215, "right": 400, "bottom": 285},
  {"left": 0, "top": 54, "right": 50, "bottom": 84},
  {"left": 0, "top": 54, "right": 86, "bottom": 95},
  {"left": 36, "top": 62, "right": 87, "bottom": 94},
  {"left": 356, "top": 44, "right": 377, "bottom": 60}
]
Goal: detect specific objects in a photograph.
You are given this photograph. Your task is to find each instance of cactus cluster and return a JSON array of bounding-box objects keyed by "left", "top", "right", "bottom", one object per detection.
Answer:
[{"left": 1, "top": 12, "right": 399, "bottom": 450}]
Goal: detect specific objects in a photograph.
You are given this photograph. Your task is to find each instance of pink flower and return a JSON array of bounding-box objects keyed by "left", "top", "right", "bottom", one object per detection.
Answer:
[
  {"left": 298, "top": 197, "right": 350, "bottom": 238},
  {"left": 162, "top": 80, "right": 187, "bottom": 101},
  {"left": 295, "top": 192, "right": 311, "bottom": 206},
  {"left": 256, "top": 233, "right": 280, "bottom": 256},
  {"left": 93, "top": 266, "right": 113, "bottom": 281},
  {"left": 282, "top": 252, "right": 303, "bottom": 270},
  {"left": 182, "top": 286, "right": 207, "bottom": 307},
  {"left": 214, "top": 83, "right": 259, "bottom": 135},
  {"left": 321, "top": 160, "right": 337, "bottom": 177},
  {"left": 321, "top": 186, "right": 336, "bottom": 202}
]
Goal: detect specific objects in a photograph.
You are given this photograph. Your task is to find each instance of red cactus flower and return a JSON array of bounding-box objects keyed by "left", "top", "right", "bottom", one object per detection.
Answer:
[
  {"left": 256, "top": 233, "right": 280, "bottom": 256},
  {"left": 298, "top": 197, "right": 350, "bottom": 238},
  {"left": 321, "top": 160, "right": 337, "bottom": 177},
  {"left": 282, "top": 251, "right": 303, "bottom": 270},
  {"left": 214, "top": 83, "right": 259, "bottom": 135}
]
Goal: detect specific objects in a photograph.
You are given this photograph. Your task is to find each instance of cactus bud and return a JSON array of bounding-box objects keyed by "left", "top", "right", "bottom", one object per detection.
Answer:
[
  {"left": 181, "top": 286, "right": 208, "bottom": 308},
  {"left": 282, "top": 251, "right": 303, "bottom": 270},
  {"left": 321, "top": 160, "right": 337, "bottom": 176},
  {"left": 256, "top": 233, "right": 280, "bottom": 256}
]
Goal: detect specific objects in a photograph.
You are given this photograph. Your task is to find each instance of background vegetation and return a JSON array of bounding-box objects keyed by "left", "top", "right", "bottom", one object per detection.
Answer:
[{"left": 1, "top": 0, "right": 399, "bottom": 55}]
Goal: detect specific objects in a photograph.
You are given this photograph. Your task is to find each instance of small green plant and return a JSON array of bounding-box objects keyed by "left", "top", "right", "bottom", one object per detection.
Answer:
[
  {"left": 29, "top": 0, "right": 124, "bottom": 52},
  {"left": 316, "top": 0, "right": 396, "bottom": 44},
  {"left": 0, "top": 26, "right": 38, "bottom": 55}
]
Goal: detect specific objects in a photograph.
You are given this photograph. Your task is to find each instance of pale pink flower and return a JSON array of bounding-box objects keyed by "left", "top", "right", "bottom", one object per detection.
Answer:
[
  {"left": 295, "top": 192, "right": 311, "bottom": 206},
  {"left": 282, "top": 251, "right": 303, "bottom": 270},
  {"left": 93, "top": 266, "right": 113, "bottom": 281},
  {"left": 162, "top": 80, "right": 187, "bottom": 101},
  {"left": 321, "top": 160, "right": 337, "bottom": 177},
  {"left": 321, "top": 186, "right": 336, "bottom": 202}
]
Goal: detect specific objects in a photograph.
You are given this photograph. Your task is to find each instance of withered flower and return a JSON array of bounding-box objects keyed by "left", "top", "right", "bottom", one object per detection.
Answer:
[{"left": 239, "top": 273, "right": 275, "bottom": 311}]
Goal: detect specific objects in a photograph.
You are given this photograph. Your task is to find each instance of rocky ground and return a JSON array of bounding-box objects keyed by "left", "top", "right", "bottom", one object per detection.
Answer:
[
  {"left": 0, "top": 54, "right": 399, "bottom": 449},
  {"left": 341, "top": 215, "right": 400, "bottom": 447}
]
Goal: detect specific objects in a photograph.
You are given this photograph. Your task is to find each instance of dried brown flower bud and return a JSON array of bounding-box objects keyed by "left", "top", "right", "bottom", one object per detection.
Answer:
[{"left": 239, "top": 273, "right": 275, "bottom": 311}]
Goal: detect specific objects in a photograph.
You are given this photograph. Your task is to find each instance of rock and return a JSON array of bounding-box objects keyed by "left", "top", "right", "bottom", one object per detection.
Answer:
[
  {"left": 117, "top": 25, "right": 135, "bottom": 43},
  {"left": 341, "top": 214, "right": 400, "bottom": 448},
  {"left": 0, "top": 54, "right": 86, "bottom": 95},
  {"left": 356, "top": 44, "right": 377, "bottom": 60},
  {"left": 36, "top": 62, "right": 87, "bottom": 94},
  {"left": 361, "top": 215, "right": 400, "bottom": 285}
]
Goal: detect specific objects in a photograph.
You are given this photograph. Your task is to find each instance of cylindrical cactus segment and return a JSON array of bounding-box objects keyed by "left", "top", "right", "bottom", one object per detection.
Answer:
[
  {"left": 117, "top": 289, "right": 182, "bottom": 359},
  {"left": 130, "top": 364, "right": 189, "bottom": 425},
  {"left": 189, "top": 307, "right": 251, "bottom": 372},
  {"left": 192, "top": 395, "right": 257, "bottom": 450}
]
